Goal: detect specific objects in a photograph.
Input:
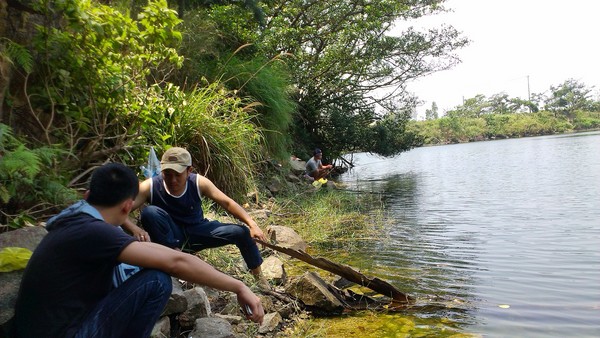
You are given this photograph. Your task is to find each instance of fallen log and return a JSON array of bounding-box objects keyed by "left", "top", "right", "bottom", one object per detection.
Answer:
[{"left": 256, "top": 239, "right": 414, "bottom": 304}]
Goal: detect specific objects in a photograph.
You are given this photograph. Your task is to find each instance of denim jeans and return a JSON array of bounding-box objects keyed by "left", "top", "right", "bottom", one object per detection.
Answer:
[
  {"left": 141, "top": 205, "right": 263, "bottom": 270},
  {"left": 72, "top": 269, "right": 171, "bottom": 338}
]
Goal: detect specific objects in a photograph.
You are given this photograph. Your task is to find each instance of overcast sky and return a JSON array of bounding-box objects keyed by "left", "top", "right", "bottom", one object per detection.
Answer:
[{"left": 403, "top": 0, "right": 600, "bottom": 117}]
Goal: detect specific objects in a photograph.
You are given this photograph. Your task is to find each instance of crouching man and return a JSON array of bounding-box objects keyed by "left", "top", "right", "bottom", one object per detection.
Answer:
[{"left": 12, "top": 163, "right": 263, "bottom": 338}]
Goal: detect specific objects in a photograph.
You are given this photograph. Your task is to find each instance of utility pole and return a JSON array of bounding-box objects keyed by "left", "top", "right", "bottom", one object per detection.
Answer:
[{"left": 527, "top": 75, "right": 532, "bottom": 113}]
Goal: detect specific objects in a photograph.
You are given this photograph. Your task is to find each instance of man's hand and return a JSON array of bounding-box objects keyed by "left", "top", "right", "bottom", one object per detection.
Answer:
[
  {"left": 236, "top": 286, "right": 265, "bottom": 324},
  {"left": 248, "top": 222, "right": 268, "bottom": 243},
  {"left": 124, "top": 222, "right": 151, "bottom": 242}
]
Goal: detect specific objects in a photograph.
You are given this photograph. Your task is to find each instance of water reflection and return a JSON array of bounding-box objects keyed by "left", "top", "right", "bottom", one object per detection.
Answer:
[
  {"left": 334, "top": 131, "right": 600, "bottom": 337},
  {"left": 336, "top": 171, "right": 483, "bottom": 328}
]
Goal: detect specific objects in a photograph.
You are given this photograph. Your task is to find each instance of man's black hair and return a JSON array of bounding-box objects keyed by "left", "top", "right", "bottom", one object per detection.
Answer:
[{"left": 86, "top": 163, "right": 139, "bottom": 207}]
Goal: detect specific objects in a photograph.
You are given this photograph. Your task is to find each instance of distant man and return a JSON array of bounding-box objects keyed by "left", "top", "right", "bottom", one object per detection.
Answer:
[
  {"left": 122, "top": 147, "right": 270, "bottom": 288},
  {"left": 13, "top": 163, "right": 263, "bottom": 338},
  {"left": 305, "top": 148, "right": 333, "bottom": 180}
]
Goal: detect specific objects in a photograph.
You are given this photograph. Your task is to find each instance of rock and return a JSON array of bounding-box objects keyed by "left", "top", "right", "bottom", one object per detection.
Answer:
[
  {"left": 0, "top": 225, "right": 47, "bottom": 251},
  {"left": 258, "top": 312, "right": 282, "bottom": 334},
  {"left": 266, "top": 177, "right": 283, "bottom": 195},
  {"left": 248, "top": 209, "right": 271, "bottom": 221},
  {"left": 150, "top": 316, "right": 170, "bottom": 338},
  {"left": 289, "top": 157, "right": 306, "bottom": 175},
  {"left": 213, "top": 313, "right": 243, "bottom": 325},
  {"left": 266, "top": 225, "right": 308, "bottom": 251},
  {"left": 189, "top": 317, "right": 235, "bottom": 338},
  {"left": 332, "top": 276, "right": 355, "bottom": 289},
  {"left": 179, "top": 287, "right": 211, "bottom": 328},
  {"left": 285, "top": 271, "right": 344, "bottom": 314},
  {"left": 162, "top": 278, "right": 187, "bottom": 316},
  {"left": 0, "top": 226, "right": 47, "bottom": 327},
  {"left": 261, "top": 255, "right": 286, "bottom": 285},
  {"left": 286, "top": 173, "right": 302, "bottom": 183}
]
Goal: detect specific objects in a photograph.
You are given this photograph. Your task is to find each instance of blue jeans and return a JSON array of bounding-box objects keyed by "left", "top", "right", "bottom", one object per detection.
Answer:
[
  {"left": 141, "top": 205, "right": 263, "bottom": 270},
  {"left": 73, "top": 269, "right": 171, "bottom": 338}
]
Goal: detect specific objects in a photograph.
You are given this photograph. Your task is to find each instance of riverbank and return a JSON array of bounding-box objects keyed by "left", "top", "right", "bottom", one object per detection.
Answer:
[{"left": 195, "top": 163, "right": 391, "bottom": 337}]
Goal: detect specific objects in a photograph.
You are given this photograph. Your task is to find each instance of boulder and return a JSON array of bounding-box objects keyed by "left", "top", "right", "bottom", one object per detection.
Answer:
[
  {"left": 285, "top": 271, "right": 344, "bottom": 314},
  {"left": 258, "top": 312, "right": 282, "bottom": 334},
  {"left": 266, "top": 225, "right": 307, "bottom": 252},
  {"left": 179, "top": 286, "right": 211, "bottom": 328},
  {"left": 162, "top": 278, "right": 187, "bottom": 316},
  {"left": 0, "top": 226, "right": 47, "bottom": 328},
  {"left": 289, "top": 157, "right": 306, "bottom": 175},
  {"left": 261, "top": 255, "right": 286, "bottom": 285},
  {"left": 189, "top": 317, "right": 235, "bottom": 338}
]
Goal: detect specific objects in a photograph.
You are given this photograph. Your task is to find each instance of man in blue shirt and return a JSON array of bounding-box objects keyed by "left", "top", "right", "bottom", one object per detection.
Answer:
[{"left": 13, "top": 163, "right": 264, "bottom": 338}]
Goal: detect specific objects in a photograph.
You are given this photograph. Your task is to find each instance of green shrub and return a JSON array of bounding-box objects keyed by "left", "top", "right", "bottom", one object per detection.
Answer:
[{"left": 0, "top": 124, "right": 77, "bottom": 227}]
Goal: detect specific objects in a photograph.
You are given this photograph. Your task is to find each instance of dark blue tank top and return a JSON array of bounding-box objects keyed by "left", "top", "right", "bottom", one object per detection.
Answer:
[{"left": 150, "top": 173, "right": 205, "bottom": 226}]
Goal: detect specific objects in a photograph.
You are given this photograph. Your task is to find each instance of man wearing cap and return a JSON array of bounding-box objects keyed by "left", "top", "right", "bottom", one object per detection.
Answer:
[
  {"left": 305, "top": 148, "right": 333, "bottom": 180},
  {"left": 122, "top": 147, "right": 269, "bottom": 287}
]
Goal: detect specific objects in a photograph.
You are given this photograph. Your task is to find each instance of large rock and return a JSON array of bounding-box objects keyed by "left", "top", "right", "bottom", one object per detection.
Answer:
[
  {"left": 150, "top": 316, "right": 170, "bottom": 338},
  {"left": 189, "top": 317, "right": 235, "bottom": 338},
  {"left": 0, "top": 226, "right": 47, "bottom": 328},
  {"left": 285, "top": 271, "right": 344, "bottom": 314},
  {"left": 179, "top": 287, "right": 211, "bottom": 328},
  {"left": 266, "top": 225, "right": 307, "bottom": 251},
  {"left": 289, "top": 157, "right": 307, "bottom": 175},
  {"left": 261, "top": 255, "right": 286, "bottom": 285},
  {"left": 162, "top": 278, "right": 187, "bottom": 316},
  {"left": 258, "top": 312, "right": 282, "bottom": 334}
]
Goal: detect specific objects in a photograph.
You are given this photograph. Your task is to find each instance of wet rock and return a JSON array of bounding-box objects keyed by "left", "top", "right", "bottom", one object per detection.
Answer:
[{"left": 332, "top": 276, "right": 355, "bottom": 289}]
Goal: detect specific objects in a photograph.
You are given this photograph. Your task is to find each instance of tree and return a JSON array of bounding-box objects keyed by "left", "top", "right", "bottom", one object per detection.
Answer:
[
  {"left": 255, "top": 0, "right": 468, "bottom": 157},
  {"left": 447, "top": 94, "right": 489, "bottom": 118},
  {"left": 545, "top": 79, "right": 593, "bottom": 120},
  {"left": 425, "top": 101, "right": 439, "bottom": 120}
]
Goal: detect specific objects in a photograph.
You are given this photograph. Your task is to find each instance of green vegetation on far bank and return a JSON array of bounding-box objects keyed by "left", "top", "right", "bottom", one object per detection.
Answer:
[
  {"left": 409, "top": 110, "right": 600, "bottom": 145},
  {"left": 409, "top": 78, "right": 600, "bottom": 145}
]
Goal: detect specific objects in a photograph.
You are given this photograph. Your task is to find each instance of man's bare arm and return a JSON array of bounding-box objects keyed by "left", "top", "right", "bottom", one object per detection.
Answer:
[
  {"left": 121, "top": 179, "right": 152, "bottom": 241},
  {"left": 119, "top": 241, "right": 265, "bottom": 323},
  {"left": 197, "top": 175, "right": 267, "bottom": 242}
]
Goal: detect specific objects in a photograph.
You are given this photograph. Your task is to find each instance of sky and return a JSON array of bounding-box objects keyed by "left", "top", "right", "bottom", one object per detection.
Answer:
[{"left": 402, "top": 0, "right": 600, "bottom": 118}]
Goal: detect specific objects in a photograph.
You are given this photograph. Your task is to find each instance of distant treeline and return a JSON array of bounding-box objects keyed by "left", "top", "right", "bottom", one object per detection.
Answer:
[{"left": 409, "top": 79, "right": 600, "bottom": 144}]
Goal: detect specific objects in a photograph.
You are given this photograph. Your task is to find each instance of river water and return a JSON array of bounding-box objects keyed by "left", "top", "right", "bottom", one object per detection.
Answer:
[{"left": 328, "top": 131, "right": 600, "bottom": 337}]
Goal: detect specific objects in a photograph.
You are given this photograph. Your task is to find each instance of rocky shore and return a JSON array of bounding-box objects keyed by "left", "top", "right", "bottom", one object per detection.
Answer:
[{"left": 0, "top": 157, "right": 362, "bottom": 337}]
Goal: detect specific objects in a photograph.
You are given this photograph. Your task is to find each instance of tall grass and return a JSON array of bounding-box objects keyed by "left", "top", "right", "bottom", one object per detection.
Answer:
[
  {"left": 177, "top": 11, "right": 296, "bottom": 162},
  {"left": 266, "top": 190, "right": 388, "bottom": 250},
  {"left": 140, "top": 82, "right": 262, "bottom": 200}
]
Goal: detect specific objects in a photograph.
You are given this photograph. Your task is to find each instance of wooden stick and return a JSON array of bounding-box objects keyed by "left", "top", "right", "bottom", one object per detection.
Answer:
[{"left": 256, "top": 239, "right": 414, "bottom": 303}]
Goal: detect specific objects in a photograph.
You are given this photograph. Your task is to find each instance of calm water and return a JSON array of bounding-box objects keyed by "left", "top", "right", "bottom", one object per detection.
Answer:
[{"left": 333, "top": 131, "right": 600, "bottom": 337}]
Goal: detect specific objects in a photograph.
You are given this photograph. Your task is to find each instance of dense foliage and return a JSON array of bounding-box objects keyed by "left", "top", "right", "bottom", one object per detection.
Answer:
[{"left": 1, "top": 0, "right": 469, "bottom": 226}]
